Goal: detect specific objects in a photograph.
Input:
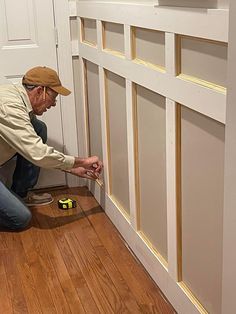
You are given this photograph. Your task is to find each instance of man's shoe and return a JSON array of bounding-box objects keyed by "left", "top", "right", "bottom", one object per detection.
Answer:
[{"left": 23, "top": 192, "right": 54, "bottom": 206}]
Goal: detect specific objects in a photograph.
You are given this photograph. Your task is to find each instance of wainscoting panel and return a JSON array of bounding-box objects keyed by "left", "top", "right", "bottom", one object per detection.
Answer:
[
  {"left": 181, "top": 106, "right": 225, "bottom": 314},
  {"left": 106, "top": 70, "right": 130, "bottom": 216},
  {"left": 136, "top": 85, "right": 168, "bottom": 262},
  {"left": 70, "top": 2, "right": 229, "bottom": 312}
]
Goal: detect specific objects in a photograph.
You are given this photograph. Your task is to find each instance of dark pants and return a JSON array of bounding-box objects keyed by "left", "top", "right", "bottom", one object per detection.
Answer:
[
  {"left": 11, "top": 115, "right": 47, "bottom": 197},
  {"left": 0, "top": 116, "right": 47, "bottom": 230}
]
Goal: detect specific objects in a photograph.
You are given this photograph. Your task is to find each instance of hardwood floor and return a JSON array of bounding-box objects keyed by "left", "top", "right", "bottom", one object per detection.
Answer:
[{"left": 0, "top": 186, "right": 176, "bottom": 313}]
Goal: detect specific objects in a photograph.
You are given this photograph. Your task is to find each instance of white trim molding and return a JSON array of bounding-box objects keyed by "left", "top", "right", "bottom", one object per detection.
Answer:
[{"left": 54, "top": 0, "right": 79, "bottom": 186}]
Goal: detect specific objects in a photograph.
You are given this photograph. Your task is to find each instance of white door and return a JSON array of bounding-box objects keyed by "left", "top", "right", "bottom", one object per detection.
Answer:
[{"left": 0, "top": 0, "right": 66, "bottom": 188}]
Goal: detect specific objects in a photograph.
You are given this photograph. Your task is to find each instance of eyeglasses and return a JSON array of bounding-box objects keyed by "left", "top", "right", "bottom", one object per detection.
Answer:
[
  {"left": 46, "top": 90, "right": 58, "bottom": 103},
  {"left": 43, "top": 87, "right": 58, "bottom": 103}
]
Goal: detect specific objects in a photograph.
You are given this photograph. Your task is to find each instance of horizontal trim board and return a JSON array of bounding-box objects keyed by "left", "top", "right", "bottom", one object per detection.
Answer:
[
  {"left": 79, "top": 43, "right": 226, "bottom": 123},
  {"left": 77, "top": 2, "right": 228, "bottom": 42}
]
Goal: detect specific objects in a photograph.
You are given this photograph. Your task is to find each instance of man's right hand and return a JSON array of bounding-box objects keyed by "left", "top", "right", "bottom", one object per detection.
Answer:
[
  {"left": 70, "top": 167, "right": 100, "bottom": 180},
  {"left": 72, "top": 156, "right": 103, "bottom": 179}
]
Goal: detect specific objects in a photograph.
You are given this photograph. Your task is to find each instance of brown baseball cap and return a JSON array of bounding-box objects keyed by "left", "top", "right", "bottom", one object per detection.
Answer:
[{"left": 22, "top": 66, "right": 71, "bottom": 96}]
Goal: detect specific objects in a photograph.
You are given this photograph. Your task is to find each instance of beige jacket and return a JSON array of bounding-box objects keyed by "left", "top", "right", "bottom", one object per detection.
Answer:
[{"left": 0, "top": 83, "right": 74, "bottom": 169}]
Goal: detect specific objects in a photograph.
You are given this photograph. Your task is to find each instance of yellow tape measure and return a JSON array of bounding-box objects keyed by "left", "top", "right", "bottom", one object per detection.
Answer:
[{"left": 58, "top": 198, "right": 77, "bottom": 209}]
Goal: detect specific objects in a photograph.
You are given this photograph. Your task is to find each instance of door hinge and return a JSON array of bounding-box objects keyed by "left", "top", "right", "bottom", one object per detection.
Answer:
[{"left": 54, "top": 27, "right": 58, "bottom": 47}]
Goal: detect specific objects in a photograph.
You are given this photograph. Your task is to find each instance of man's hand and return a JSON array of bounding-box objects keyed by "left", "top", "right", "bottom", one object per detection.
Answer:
[
  {"left": 71, "top": 156, "right": 103, "bottom": 180},
  {"left": 70, "top": 167, "right": 99, "bottom": 180},
  {"left": 74, "top": 156, "right": 102, "bottom": 170},
  {"left": 90, "top": 160, "right": 103, "bottom": 175}
]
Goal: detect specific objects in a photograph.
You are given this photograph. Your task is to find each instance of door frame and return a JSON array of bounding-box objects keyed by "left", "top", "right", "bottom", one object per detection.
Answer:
[{"left": 53, "top": 0, "right": 79, "bottom": 187}]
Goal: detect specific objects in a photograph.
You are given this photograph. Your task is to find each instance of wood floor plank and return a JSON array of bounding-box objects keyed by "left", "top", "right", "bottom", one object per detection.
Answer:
[
  {"left": 16, "top": 254, "right": 43, "bottom": 314},
  {"left": 92, "top": 215, "right": 175, "bottom": 313},
  {"left": 52, "top": 230, "right": 100, "bottom": 314},
  {"left": 15, "top": 234, "right": 43, "bottom": 314},
  {"left": 32, "top": 213, "right": 86, "bottom": 314},
  {"left": 0, "top": 252, "right": 13, "bottom": 313},
  {"left": 20, "top": 223, "right": 59, "bottom": 314},
  {"left": 69, "top": 213, "right": 143, "bottom": 313},
  {"left": 1, "top": 231, "right": 43, "bottom": 313},
  {"left": 0, "top": 232, "right": 7, "bottom": 249},
  {"left": 76, "top": 187, "right": 176, "bottom": 314},
  {"left": 1, "top": 232, "right": 39, "bottom": 314},
  {"left": 78, "top": 222, "right": 143, "bottom": 313},
  {"left": 3, "top": 249, "right": 29, "bottom": 314},
  {"left": 45, "top": 203, "right": 101, "bottom": 314},
  {"left": 46, "top": 195, "right": 135, "bottom": 313},
  {"left": 66, "top": 231, "right": 117, "bottom": 314},
  {"left": 0, "top": 186, "right": 176, "bottom": 314},
  {"left": 51, "top": 187, "right": 175, "bottom": 313},
  {"left": 69, "top": 224, "right": 130, "bottom": 313}
]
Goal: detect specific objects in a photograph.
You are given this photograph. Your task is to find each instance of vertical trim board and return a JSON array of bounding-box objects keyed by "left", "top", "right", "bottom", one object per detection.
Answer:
[
  {"left": 124, "top": 24, "right": 132, "bottom": 60},
  {"left": 98, "top": 66, "right": 110, "bottom": 195},
  {"left": 96, "top": 20, "right": 103, "bottom": 51},
  {"left": 165, "top": 32, "right": 178, "bottom": 76},
  {"left": 166, "top": 99, "right": 179, "bottom": 281},
  {"left": 126, "top": 80, "right": 138, "bottom": 229}
]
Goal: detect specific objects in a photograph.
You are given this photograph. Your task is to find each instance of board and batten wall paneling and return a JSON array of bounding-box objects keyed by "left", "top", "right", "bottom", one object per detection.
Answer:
[
  {"left": 70, "top": 1, "right": 230, "bottom": 312},
  {"left": 180, "top": 36, "right": 228, "bottom": 88},
  {"left": 134, "top": 27, "right": 165, "bottom": 69},
  {"left": 181, "top": 106, "right": 225, "bottom": 314},
  {"left": 104, "top": 22, "right": 124, "bottom": 55},
  {"left": 106, "top": 70, "right": 130, "bottom": 215},
  {"left": 136, "top": 85, "right": 168, "bottom": 261}
]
